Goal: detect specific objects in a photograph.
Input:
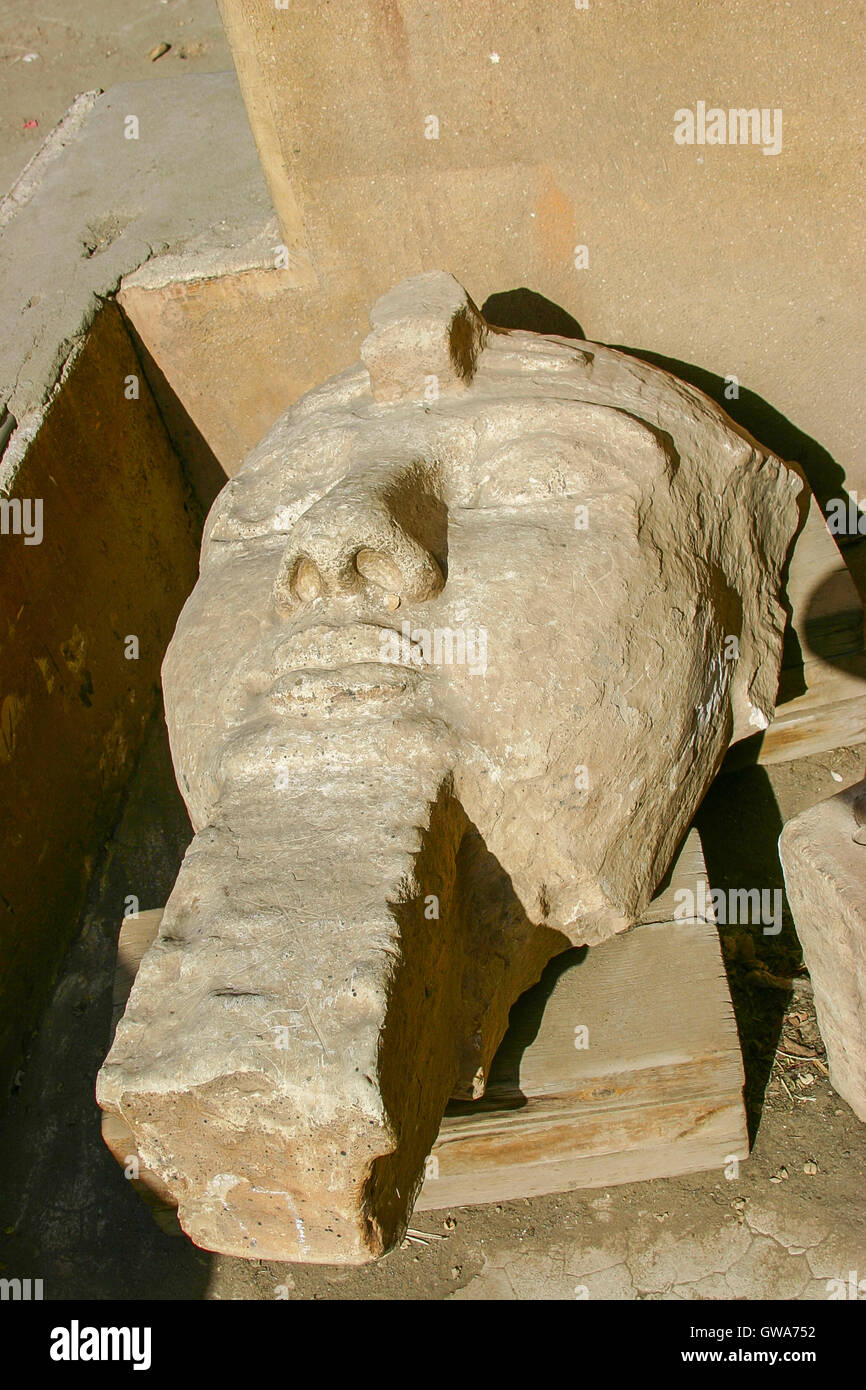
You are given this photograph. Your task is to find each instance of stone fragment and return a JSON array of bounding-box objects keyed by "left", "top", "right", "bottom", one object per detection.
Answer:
[
  {"left": 780, "top": 778, "right": 866, "bottom": 1121},
  {"left": 98, "top": 271, "right": 802, "bottom": 1262},
  {"left": 361, "top": 270, "right": 488, "bottom": 403}
]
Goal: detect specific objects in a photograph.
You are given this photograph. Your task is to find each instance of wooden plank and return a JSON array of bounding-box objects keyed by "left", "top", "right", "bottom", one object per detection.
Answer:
[
  {"left": 109, "top": 909, "right": 164, "bottom": 1040},
  {"left": 102, "top": 831, "right": 747, "bottom": 1224},
  {"left": 736, "top": 487, "right": 866, "bottom": 766},
  {"left": 758, "top": 651, "right": 866, "bottom": 765}
]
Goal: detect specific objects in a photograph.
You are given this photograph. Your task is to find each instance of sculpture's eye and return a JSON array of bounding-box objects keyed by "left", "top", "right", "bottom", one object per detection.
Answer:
[
  {"left": 469, "top": 435, "right": 605, "bottom": 509},
  {"left": 468, "top": 412, "right": 675, "bottom": 509},
  {"left": 207, "top": 482, "right": 334, "bottom": 545},
  {"left": 208, "top": 503, "right": 306, "bottom": 544},
  {"left": 207, "top": 421, "right": 366, "bottom": 544}
]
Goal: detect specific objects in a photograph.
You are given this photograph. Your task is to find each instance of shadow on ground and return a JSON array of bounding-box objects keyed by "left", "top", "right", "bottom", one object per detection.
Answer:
[
  {"left": 0, "top": 713, "right": 210, "bottom": 1299},
  {"left": 693, "top": 766, "right": 797, "bottom": 1142}
]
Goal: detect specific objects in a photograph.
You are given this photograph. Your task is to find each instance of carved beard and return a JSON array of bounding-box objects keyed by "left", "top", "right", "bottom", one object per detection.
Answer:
[{"left": 97, "top": 741, "right": 568, "bottom": 1263}]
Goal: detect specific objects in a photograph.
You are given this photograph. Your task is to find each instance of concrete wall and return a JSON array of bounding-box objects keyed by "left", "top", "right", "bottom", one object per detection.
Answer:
[
  {"left": 0, "top": 74, "right": 273, "bottom": 1099},
  {"left": 0, "top": 303, "right": 200, "bottom": 1097},
  {"left": 212, "top": 0, "right": 864, "bottom": 523}
]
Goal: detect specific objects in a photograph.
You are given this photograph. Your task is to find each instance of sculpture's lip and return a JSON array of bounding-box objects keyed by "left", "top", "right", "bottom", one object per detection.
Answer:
[
  {"left": 221, "top": 623, "right": 429, "bottom": 721},
  {"left": 272, "top": 621, "right": 427, "bottom": 673},
  {"left": 265, "top": 662, "right": 423, "bottom": 714}
]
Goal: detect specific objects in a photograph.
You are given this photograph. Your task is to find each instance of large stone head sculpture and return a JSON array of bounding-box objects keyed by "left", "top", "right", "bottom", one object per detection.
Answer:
[{"left": 98, "top": 273, "right": 802, "bottom": 1262}]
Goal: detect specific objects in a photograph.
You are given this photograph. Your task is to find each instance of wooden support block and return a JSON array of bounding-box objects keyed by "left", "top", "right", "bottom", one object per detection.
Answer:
[
  {"left": 782, "top": 487, "right": 863, "bottom": 670},
  {"left": 102, "top": 831, "right": 747, "bottom": 1231},
  {"left": 757, "top": 651, "right": 866, "bottom": 766},
  {"left": 737, "top": 486, "right": 866, "bottom": 766},
  {"left": 109, "top": 909, "right": 165, "bottom": 1038},
  {"left": 417, "top": 830, "right": 747, "bottom": 1208}
]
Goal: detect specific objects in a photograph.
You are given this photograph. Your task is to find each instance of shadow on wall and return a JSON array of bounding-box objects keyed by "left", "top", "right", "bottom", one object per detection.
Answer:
[
  {"left": 481, "top": 288, "right": 586, "bottom": 341},
  {"left": 125, "top": 316, "right": 228, "bottom": 520},
  {"left": 0, "top": 711, "right": 211, "bottom": 1299}
]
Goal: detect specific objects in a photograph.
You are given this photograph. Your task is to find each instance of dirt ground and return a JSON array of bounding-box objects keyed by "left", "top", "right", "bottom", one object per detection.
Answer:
[
  {"left": 1, "top": 0, "right": 865, "bottom": 1303},
  {"left": 0, "top": 0, "right": 229, "bottom": 199}
]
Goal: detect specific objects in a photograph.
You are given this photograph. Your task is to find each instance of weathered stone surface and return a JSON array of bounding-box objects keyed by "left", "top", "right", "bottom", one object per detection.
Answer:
[
  {"left": 361, "top": 272, "right": 488, "bottom": 403},
  {"left": 780, "top": 780, "right": 866, "bottom": 1121},
  {"left": 213, "top": 0, "right": 866, "bottom": 516},
  {"left": 98, "top": 272, "right": 802, "bottom": 1262}
]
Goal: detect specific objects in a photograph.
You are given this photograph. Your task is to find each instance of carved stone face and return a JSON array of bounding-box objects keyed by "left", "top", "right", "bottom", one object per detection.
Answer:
[
  {"left": 165, "top": 272, "right": 800, "bottom": 944},
  {"left": 99, "top": 273, "right": 802, "bottom": 1263}
]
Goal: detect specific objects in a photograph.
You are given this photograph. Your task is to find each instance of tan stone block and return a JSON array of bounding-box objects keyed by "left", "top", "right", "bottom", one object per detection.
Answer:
[{"left": 780, "top": 780, "right": 866, "bottom": 1121}]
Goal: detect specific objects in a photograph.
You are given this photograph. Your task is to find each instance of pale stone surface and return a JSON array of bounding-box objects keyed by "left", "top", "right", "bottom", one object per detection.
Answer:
[
  {"left": 743, "top": 1198, "right": 829, "bottom": 1253},
  {"left": 805, "top": 1229, "right": 866, "bottom": 1282},
  {"left": 674, "top": 1271, "right": 735, "bottom": 1300},
  {"left": 488, "top": 1253, "right": 577, "bottom": 1302},
  {"left": 780, "top": 782, "right": 866, "bottom": 1122},
  {"left": 565, "top": 1238, "right": 628, "bottom": 1277},
  {"left": 570, "top": 1262, "right": 635, "bottom": 1303},
  {"left": 98, "top": 272, "right": 802, "bottom": 1262}
]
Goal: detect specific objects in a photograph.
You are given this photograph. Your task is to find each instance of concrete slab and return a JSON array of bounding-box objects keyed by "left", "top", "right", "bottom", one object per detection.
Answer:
[
  {"left": 0, "top": 71, "right": 271, "bottom": 439},
  {"left": 216, "top": 0, "right": 866, "bottom": 515}
]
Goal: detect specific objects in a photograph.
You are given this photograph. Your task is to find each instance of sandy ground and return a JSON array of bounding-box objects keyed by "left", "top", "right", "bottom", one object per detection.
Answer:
[{"left": 0, "top": 0, "right": 229, "bottom": 198}]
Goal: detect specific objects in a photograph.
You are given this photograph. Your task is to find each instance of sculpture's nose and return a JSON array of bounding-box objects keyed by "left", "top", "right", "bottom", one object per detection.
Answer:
[{"left": 274, "top": 461, "right": 445, "bottom": 609}]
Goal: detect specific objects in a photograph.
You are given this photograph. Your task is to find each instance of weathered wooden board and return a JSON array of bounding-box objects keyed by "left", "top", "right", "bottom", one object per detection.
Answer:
[
  {"left": 757, "top": 650, "right": 866, "bottom": 766},
  {"left": 102, "top": 832, "right": 747, "bottom": 1228}
]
